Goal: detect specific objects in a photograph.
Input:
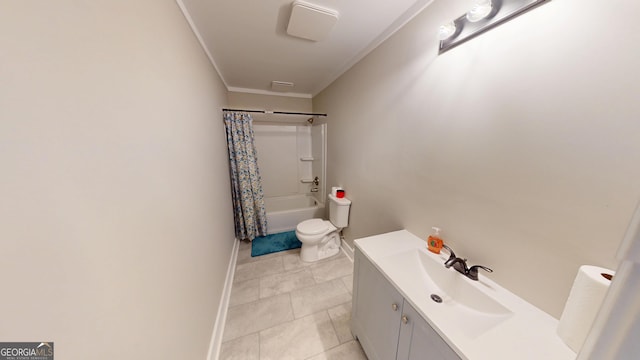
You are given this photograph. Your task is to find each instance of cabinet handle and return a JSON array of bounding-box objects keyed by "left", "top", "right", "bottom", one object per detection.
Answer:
[
  {"left": 392, "top": 303, "right": 398, "bottom": 311},
  {"left": 402, "top": 315, "right": 409, "bottom": 324}
]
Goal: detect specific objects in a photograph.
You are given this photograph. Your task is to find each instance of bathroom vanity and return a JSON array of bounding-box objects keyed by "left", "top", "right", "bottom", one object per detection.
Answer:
[
  {"left": 351, "top": 230, "right": 576, "bottom": 360},
  {"left": 353, "top": 244, "right": 460, "bottom": 360}
]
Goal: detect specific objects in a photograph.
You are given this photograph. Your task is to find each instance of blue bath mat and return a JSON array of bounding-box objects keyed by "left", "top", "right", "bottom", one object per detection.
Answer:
[{"left": 251, "top": 231, "right": 302, "bottom": 257}]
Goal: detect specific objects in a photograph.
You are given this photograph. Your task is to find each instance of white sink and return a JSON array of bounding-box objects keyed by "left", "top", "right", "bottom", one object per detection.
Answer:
[
  {"left": 355, "top": 230, "right": 576, "bottom": 359},
  {"left": 378, "top": 248, "right": 512, "bottom": 338}
]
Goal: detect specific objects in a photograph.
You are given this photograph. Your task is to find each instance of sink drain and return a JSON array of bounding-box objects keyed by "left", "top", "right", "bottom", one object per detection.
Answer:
[{"left": 430, "top": 294, "right": 443, "bottom": 303}]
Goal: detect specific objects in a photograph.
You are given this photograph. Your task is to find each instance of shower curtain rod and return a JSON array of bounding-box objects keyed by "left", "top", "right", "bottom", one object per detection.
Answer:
[{"left": 222, "top": 108, "right": 327, "bottom": 117}]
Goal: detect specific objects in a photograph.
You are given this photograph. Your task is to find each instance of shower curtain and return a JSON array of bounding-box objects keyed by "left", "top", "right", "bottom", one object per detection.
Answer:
[{"left": 223, "top": 112, "right": 268, "bottom": 241}]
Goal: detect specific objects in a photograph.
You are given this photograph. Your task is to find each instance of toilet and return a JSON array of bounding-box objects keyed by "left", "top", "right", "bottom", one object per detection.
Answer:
[{"left": 295, "top": 194, "right": 351, "bottom": 262}]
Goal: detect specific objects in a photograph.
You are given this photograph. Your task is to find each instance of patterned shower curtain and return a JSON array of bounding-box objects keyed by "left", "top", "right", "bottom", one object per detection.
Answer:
[{"left": 223, "top": 112, "right": 268, "bottom": 241}]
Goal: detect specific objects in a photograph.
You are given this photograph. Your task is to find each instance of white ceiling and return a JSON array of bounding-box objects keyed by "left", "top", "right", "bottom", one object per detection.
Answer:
[{"left": 177, "top": 0, "right": 433, "bottom": 97}]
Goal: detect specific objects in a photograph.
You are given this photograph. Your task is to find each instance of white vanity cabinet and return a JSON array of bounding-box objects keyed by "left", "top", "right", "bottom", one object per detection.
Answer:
[
  {"left": 397, "top": 300, "right": 460, "bottom": 360},
  {"left": 352, "top": 248, "right": 460, "bottom": 360}
]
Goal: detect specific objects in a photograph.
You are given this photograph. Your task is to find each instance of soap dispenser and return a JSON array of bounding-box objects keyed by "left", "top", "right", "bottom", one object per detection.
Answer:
[{"left": 427, "top": 227, "right": 443, "bottom": 254}]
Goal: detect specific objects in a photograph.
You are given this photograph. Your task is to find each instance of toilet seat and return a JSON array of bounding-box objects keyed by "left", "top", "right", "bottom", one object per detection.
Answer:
[{"left": 296, "top": 218, "right": 334, "bottom": 235}]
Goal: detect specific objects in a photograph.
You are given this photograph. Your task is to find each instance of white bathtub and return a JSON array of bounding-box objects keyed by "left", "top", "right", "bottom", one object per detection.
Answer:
[{"left": 264, "top": 194, "right": 325, "bottom": 235}]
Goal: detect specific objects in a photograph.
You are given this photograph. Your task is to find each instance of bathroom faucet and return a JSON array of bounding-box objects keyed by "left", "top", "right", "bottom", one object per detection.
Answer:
[
  {"left": 448, "top": 257, "right": 470, "bottom": 275},
  {"left": 441, "top": 244, "right": 493, "bottom": 281},
  {"left": 442, "top": 244, "right": 458, "bottom": 267},
  {"left": 466, "top": 265, "right": 493, "bottom": 281}
]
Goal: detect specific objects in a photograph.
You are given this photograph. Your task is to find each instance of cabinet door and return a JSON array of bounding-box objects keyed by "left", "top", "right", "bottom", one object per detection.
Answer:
[
  {"left": 397, "top": 300, "right": 461, "bottom": 360},
  {"left": 352, "top": 249, "right": 404, "bottom": 360}
]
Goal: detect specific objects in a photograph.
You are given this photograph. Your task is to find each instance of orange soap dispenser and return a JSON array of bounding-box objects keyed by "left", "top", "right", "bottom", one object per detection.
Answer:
[{"left": 427, "top": 227, "right": 443, "bottom": 254}]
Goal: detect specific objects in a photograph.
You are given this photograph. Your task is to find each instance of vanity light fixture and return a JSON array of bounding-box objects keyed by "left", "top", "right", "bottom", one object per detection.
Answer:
[
  {"left": 438, "top": 21, "right": 457, "bottom": 40},
  {"left": 466, "top": 0, "right": 493, "bottom": 22},
  {"left": 438, "top": 0, "right": 550, "bottom": 54}
]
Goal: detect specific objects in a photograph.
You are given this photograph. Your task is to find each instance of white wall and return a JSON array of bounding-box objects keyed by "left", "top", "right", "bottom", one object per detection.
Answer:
[
  {"left": 311, "top": 124, "right": 327, "bottom": 201},
  {"left": 314, "top": 0, "right": 640, "bottom": 317},
  {"left": 227, "top": 91, "right": 314, "bottom": 124},
  {"left": 296, "top": 126, "right": 315, "bottom": 194},
  {"left": 0, "top": 1, "right": 235, "bottom": 359},
  {"left": 254, "top": 125, "right": 317, "bottom": 198},
  {"left": 227, "top": 91, "right": 312, "bottom": 114},
  {"left": 254, "top": 125, "right": 300, "bottom": 197},
  {"left": 230, "top": 91, "right": 319, "bottom": 199}
]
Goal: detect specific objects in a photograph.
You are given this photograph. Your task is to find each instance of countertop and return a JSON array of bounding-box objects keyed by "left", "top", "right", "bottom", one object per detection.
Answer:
[{"left": 354, "top": 229, "right": 576, "bottom": 360}]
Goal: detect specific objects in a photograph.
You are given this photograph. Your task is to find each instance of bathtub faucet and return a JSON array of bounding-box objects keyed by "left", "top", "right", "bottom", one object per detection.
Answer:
[
  {"left": 313, "top": 176, "right": 319, "bottom": 186},
  {"left": 310, "top": 187, "right": 319, "bottom": 193}
]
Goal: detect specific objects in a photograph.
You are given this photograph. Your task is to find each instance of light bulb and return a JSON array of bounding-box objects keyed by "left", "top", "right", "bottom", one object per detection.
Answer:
[
  {"left": 466, "top": 0, "right": 493, "bottom": 22},
  {"left": 438, "top": 21, "right": 457, "bottom": 41}
]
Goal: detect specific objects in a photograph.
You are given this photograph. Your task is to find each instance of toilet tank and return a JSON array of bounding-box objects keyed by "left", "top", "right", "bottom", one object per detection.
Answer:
[{"left": 329, "top": 194, "right": 351, "bottom": 228}]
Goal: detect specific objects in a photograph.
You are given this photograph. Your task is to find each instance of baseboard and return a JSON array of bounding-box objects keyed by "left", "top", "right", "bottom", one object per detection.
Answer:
[
  {"left": 340, "top": 238, "right": 354, "bottom": 262},
  {"left": 206, "top": 237, "right": 240, "bottom": 360}
]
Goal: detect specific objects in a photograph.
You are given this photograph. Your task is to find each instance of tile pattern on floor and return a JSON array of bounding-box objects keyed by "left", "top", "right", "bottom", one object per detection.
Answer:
[{"left": 220, "top": 240, "right": 367, "bottom": 359}]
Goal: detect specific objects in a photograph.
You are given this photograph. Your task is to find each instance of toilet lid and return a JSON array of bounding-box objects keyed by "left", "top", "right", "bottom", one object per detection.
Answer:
[{"left": 297, "top": 219, "right": 329, "bottom": 235}]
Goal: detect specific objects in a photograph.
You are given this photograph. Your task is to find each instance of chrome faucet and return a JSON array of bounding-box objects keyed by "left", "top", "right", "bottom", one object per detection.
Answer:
[{"left": 441, "top": 244, "right": 493, "bottom": 281}]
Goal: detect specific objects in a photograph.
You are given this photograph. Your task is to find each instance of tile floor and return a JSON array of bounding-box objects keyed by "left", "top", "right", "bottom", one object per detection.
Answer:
[{"left": 220, "top": 240, "right": 368, "bottom": 360}]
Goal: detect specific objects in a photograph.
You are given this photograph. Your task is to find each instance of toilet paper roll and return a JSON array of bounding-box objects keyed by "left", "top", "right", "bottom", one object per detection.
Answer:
[{"left": 557, "top": 265, "right": 615, "bottom": 353}]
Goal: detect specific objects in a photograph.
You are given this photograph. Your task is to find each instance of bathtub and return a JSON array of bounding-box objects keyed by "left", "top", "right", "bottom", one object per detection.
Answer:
[{"left": 264, "top": 194, "right": 325, "bottom": 235}]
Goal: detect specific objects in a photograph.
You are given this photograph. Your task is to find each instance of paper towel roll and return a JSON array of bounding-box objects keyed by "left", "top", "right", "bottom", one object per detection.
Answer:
[{"left": 557, "top": 265, "right": 615, "bottom": 353}]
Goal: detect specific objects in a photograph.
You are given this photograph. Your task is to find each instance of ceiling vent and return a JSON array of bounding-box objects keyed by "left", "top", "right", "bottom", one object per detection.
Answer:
[
  {"left": 286, "top": 0, "right": 339, "bottom": 42},
  {"left": 271, "top": 81, "right": 295, "bottom": 92}
]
